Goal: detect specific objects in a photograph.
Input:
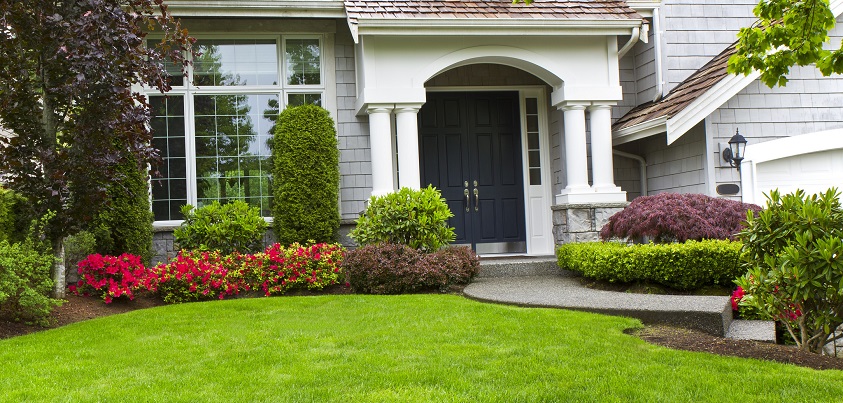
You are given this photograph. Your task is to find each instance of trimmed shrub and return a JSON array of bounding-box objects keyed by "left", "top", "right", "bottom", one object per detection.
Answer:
[
  {"left": 556, "top": 240, "right": 743, "bottom": 291},
  {"left": 0, "top": 240, "right": 60, "bottom": 325},
  {"left": 90, "top": 156, "right": 154, "bottom": 262},
  {"left": 350, "top": 186, "right": 456, "bottom": 252},
  {"left": 243, "top": 242, "right": 345, "bottom": 296},
  {"left": 272, "top": 104, "right": 340, "bottom": 245},
  {"left": 70, "top": 253, "right": 153, "bottom": 303},
  {"left": 600, "top": 193, "right": 761, "bottom": 243},
  {"left": 150, "top": 250, "right": 250, "bottom": 304},
  {"left": 174, "top": 200, "right": 267, "bottom": 255},
  {"left": 343, "top": 244, "right": 479, "bottom": 294},
  {"left": 735, "top": 188, "right": 843, "bottom": 353}
]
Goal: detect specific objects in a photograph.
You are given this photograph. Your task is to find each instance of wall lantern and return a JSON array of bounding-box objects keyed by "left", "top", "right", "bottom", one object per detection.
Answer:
[{"left": 722, "top": 129, "right": 747, "bottom": 171}]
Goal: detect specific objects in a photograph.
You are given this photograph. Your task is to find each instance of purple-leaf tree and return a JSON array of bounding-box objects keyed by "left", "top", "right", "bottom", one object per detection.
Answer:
[{"left": 0, "top": 0, "right": 193, "bottom": 295}]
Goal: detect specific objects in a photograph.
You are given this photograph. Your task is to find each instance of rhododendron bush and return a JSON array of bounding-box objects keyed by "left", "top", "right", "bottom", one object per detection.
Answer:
[
  {"left": 735, "top": 188, "right": 843, "bottom": 354},
  {"left": 600, "top": 193, "right": 761, "bottom": 243}
]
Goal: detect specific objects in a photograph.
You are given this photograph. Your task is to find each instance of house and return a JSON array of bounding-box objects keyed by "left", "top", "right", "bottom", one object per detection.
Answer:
[{"left": 148, "top": 0, "right": 843, "bottom": 263}]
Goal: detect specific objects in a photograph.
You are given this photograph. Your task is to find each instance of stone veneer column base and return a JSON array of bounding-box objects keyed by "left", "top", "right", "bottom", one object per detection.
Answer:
[{"left": 551, "top": 202, "right": 628, "bottom": 245}]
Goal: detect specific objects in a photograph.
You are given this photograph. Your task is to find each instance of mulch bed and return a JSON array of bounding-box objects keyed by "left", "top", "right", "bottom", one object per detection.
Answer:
[{"left": 2, "top": 292, "right": 841, "bottom": 371}]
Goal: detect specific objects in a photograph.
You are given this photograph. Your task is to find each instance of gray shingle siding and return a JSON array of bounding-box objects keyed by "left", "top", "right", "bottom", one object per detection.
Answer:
[
  {"left": 662, "top": 0, "right": 756, "bottom": 91},
  {"left": 335, "top": 23, "right": 370, "bottom": 219}
]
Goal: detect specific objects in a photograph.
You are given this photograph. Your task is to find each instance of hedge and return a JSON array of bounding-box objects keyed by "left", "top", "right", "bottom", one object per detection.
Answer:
[{"left": 556, "top": 240, "right": 744, "bottom": 290}]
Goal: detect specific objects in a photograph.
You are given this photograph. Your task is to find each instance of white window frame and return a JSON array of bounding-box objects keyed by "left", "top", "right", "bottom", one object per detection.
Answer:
[{"left": 148, "top": 33, "right": 329, "bottom": 227}]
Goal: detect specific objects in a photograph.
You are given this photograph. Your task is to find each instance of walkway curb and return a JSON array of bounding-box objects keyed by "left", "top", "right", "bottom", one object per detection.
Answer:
[{"left": 464, "top": 275, "right": 733, "bottom": 336}]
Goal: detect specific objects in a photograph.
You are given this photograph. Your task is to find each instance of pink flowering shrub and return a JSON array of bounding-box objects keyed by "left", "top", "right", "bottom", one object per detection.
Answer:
[
  {"left": 71, "top": 253, "right": 153, "bottom": 303},
  {"left": 600, "top": 193, "right": 761, "bottom": 243},
  {"left": 150, "top": 250, "right": 250, "bottom": 304},
  {"left": 243, "top": 242, "right": 345, "bottom": 296}
]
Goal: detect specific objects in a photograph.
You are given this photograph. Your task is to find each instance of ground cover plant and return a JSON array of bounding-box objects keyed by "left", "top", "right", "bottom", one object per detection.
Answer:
[
  {"left": 735, "top": 188, "right": 843, "bottom": 354},
  {"left": 0, "top": 295, "right": 841, "bottom": 402},
  {"left": 600, "top": 193, "right": 761, "bottom": 243}
]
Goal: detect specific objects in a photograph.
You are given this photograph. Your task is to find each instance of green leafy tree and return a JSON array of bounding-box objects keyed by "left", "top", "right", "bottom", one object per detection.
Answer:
[
  {"left": 728, "top": 0, "right": 843, "bottom": 87},
  {"left": 0, "top": 0, "right": 193, "bottom": 292}
]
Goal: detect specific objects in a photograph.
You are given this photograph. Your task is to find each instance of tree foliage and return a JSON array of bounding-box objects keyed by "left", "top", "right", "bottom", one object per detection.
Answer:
[
  {"left": 728, "top": 0, "right": 843, "bottom": 87},
  {"left": 0, "top": 0, "right": 192, "bottom": 245},
  {"left": 600, "top": 193, "right": 761, "bottom": 243}
]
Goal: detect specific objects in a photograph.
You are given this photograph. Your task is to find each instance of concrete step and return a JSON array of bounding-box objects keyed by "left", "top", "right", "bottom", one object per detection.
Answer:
[
  {"left": 477, "top": 256, "right": 571, "bottom": 278},
  {"left": 726, "top": 320, "right": 776, "bottom": 342}
]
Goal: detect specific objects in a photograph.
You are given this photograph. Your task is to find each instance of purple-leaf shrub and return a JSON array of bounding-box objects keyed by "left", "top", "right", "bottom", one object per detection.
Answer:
[
  {"left": 600, "top": 193, "right": 761, "bottom": 243},
  {"left": 342, "top": 244, "right": 479, "bottom": 294}
]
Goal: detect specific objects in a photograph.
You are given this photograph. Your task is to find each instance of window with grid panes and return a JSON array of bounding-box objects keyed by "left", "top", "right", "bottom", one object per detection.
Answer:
[{"left": 148, "top": 36, "right": 324, "bottom": 222}]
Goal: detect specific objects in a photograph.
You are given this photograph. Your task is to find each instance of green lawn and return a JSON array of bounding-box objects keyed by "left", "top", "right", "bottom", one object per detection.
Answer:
[{"left": 1, "top": 295, "right": 840, "bottom": 402}]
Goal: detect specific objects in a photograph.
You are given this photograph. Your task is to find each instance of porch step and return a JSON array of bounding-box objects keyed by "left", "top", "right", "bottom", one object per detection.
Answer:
[
  {"left": 477, "top": 256, "right": 571, "bottom": 278},
  {"left": 726, "top": 320, "right": 776, "bottom": 342}
]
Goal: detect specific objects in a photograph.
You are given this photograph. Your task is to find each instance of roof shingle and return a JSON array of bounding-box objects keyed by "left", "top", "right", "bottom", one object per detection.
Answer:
[
  {"left": 613, "top": 43, "right": 738, "bottom": 132},
  {"left": 345, "top": 0, "right": 642, "bottom": 25}
]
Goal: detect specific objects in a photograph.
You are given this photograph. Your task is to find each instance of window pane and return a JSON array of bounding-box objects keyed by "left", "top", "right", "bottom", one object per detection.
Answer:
[
  {"left": 287, "top": 93, "right": 323, "bottom": 108},
  {"left": 194, "top": 94, "right": 277, "bottom": 210},
  {"left": 285, "top": 39, "right": 321, "bottom": 85},
  {"left": 194, "top": 39, "right": 278, "bottom": 86},
  {"left": 149, "top": 96, "right": 187, "bottom": 221}
]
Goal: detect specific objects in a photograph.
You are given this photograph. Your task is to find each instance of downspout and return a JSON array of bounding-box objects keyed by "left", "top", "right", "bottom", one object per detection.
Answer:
[
  {"left": 613, "top": 150, "right": 648, "bottom": 196},
  {"left": 618, "top": 27, "right": 640, "bottom": 59},
  {"left": 652, "top": 7, "right": 665, "bottom": 101}
]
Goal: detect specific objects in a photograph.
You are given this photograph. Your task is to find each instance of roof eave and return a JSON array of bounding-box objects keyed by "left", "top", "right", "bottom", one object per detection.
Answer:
[
  {"left": 353, "top": 18, "right": 643, "bottom": 39},
  {"left": 165, "top": 0, "right": 347, "bottom": 18},
  {"left": 613, "top": 116, "right": 667, "bottom": 145}
]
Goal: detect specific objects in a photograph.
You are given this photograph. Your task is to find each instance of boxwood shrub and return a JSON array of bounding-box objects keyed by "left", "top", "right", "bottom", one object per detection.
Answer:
[
  {"left": 174, "top": 200, "right": 267, "bottom": 255},
  {"left": 556, "top": 240, "right": 743, "bottom": 290},
  {"left": 343, "top": 243, "right": 479, "bottom": 294},
  {"left": 271, "top": 104, "right": 340, "bottom": 245}
]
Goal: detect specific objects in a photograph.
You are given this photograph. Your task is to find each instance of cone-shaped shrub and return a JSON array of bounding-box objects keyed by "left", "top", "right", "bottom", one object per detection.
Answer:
[{"left": 271, "top": 105, "right": 340, "bottom": 245}]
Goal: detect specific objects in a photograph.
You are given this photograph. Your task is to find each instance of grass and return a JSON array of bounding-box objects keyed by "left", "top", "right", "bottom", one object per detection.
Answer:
[{"left": 1, "top": 295, "right": 841, "bottom": 402}]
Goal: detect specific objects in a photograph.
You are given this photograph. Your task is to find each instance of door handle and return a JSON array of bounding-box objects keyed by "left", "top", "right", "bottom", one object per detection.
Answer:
[
  {"left": 473, "top": 187, "right": 479, "bottom": 211},
  {"left": 464, "top": 189, "right": 470, "bottom": 212}
]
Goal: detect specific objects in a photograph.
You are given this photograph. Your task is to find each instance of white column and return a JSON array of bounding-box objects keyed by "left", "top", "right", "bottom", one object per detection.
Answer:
[
  {"left": 588, "top": 104, "right": 626, "bottom": 201},
  {"left": 559, "top": 104, "right": 591, "bottom": 199},
  {"left": 395, "top": 104, "right": 422, "bottom": 190},
  {"left": 367, "top": 105, "right": 395, "bottom": 196}
]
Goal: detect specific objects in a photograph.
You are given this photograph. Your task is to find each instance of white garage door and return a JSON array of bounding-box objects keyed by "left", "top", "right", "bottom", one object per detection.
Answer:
[
  {"left": 755, "top": 148, "right": 843, "bottom": 200},
  {"left": 741, "top": 129, "right": 843, "bottom": 205}
]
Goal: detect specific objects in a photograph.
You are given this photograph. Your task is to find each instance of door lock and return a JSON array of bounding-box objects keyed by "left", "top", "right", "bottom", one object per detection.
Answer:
[{"left": 473, "top": 180, "right": 479, "bottom": 211}]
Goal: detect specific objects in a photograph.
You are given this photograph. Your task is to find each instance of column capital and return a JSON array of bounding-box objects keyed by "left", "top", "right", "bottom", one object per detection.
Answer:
[
  {"left": 558, "top": 102, "right": 589, "bottom": 112},
  {"left": 588, "top": 103, "right": 615, "bottom": 111},
  {"left": 366, "top": 104, "right": 394, "bottom": 115},
  {"left": 394, "top": 103, "right": 423, "bottom": 113}
]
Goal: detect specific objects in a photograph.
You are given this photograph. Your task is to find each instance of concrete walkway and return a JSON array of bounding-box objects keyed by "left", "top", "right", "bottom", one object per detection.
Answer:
[{"left": 464, "top": 259, "right": 734, "bottom": 336}]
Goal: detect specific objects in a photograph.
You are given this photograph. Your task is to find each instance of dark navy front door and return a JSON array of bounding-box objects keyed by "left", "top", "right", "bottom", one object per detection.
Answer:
[{"left": 419, "top": 92, "right": 527, "bottom": 253}]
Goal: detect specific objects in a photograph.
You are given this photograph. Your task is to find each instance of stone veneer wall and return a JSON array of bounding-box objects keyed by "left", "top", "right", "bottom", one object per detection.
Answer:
[{"left": 551, "top": 202, "right": 628, "bottom": 245}]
